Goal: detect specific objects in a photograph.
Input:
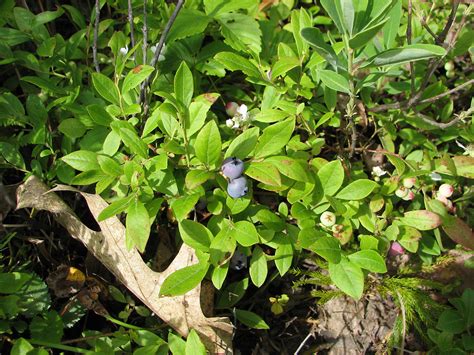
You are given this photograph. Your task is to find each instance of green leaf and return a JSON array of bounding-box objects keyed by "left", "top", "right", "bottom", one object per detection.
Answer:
[
  {"left": 167, "top": 9, "right": 211, "bottom": 43},
  {"left": 249, "top": 246, "right": 267, "bottom": 287},
  {"left": 159, "top": 262, "right": 209, "bottom": 297},
  {"left": 111, "top": 121, "right": 148, "bottom": 159},
  {"left": 185, "top": 329, "right": 207, "bottom": 355},
  {"left": 30, "top": 310, "right": 64, "bottom": 343},
  {"left": 245, "top": 161, "right": 281, "bottom": 186},
  {"left": 399, "top": 210, "right": 443, "bottom": 231},
  {"left": 235, "top": 309, "right": 269, "bottom": 330},
  {"left": 170, "top": 193, "right": 201, "bottom": 221},
  {"left": 442, "top": 216, "right": 474, "bottom": 250},
  {"left": 98, "top": 195, "right": 135, "bottom": 221},
  {"left": 86, "top": 104, "right": 114, "bottom": 126},
  {"left": 271, "top": 57, "right": 300, "bottom": 79},
  {"left": 214, "top": 52, "right": 261, "bottom": 78},
  {"left": 195, "top": 120, "right": 221, "bottom": 167},
  {"left": 317, "top": 160, "right": 344, "bottom": 196},
  {"left": 168, "top": 333, "right": 186, "bottom": 355},
  {"left": 62, "top": 150, "right": 99, "bottom": 172},
  {"left": 398, "top": 225, "right": 421, "bottom": 253},
  {"left": 0, "top": 142, "right": 25, "bottom": 169},
  {"left": 349, "top": 18, "right": 389, "bottom": 49},
  {"left": 204, "top": 0, "right": 256, "bottom": 16},
  {"left": 174, "top": 61, "right": 193, "bottom": 107},
  {"left": 336, "top": 179, "right": 378, "bottom": 200},
  {"left": 11, "top": 338, "right": 34, "bottom": 355},
  {"left": 0, "top": 272, "right": 32, "bottom": 294},
  {"left": 320, "top": 0, "right": 346, "bottom": 35},
  {"left": 328, "top": 258, "right": 364, "bottom": 300},
  {"left": 383, "top": 0, "right": 402, "bottom": 49},
  {"left": 218, "top": 13, "right": 262, "bottom": 54},
  {"left": 274, "top": 234, "right": 293, "bottom": 276},
  {"left": 291, "top": 8, "right": 312, "bottom": 58},
  {"left": 437, "top": 310, "right": 465, "bottom": 334},
  {"left": 97, "top": 155, "right": 122, "bottom": 176},
  {"left": 211, "top": 262, "right": 229, "bottom": 290},
  {"left": 0, "top": 28, "right": 31, "bottom": 46},
  {"left": 339, "top": 0, "right": 355, "bottom": 35},
  {"left": 267, "top": 156, "right": 312, "bottom": 182},
  {"left": 364, "top": 44, "right": 446, "bottom": 68},
  {"left": 319, "top": 70, "right": 350, "bottom": 94},
  {"left": 209, "top": 222, "right": 236, "bottom": 266},
  {"left": 348, "top": 250, "right": 387, "bottom": 273},
  {"left": 254, "top": 109, "right": 290, "bottom": 123},
  {"left": 300, "top": 28, "right": 338, "bottom": 69},
  {"left": 91, "top": 72, "right": 120, "bottom": 106},
  {"left": 179, "top": 219, "right": 213, "bottom": 252},
  {"left": 58, "top": 119, "right": 86, "bottom": 139},
  {"left": 126, "top": 199, "right": 151, "bottom": 252},
  {"left": 232, "top": 221, "right": 260, "bottom": 247},
  {"left": 225, "top": 127, "right": 260, "bottom": 159},
  {"left": 216, "top": 278, "right": 249, "bottom": 309},
  {"left": 308, "top": 235, "right": 341, "bottom": 263},
  {"left": 185, "top": 170, "right": 213, "bottom": 190},
  {"left": 122, "top": 65, "right": 154, "bottom": 94},
  {"left": 254, "top": 118, "right": 295, "bottom": 159}
]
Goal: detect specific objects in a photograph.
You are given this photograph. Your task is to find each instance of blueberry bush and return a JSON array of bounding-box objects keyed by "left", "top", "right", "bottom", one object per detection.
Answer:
[{"left": 1, "top": 0, "right": 473, "bottom": 353}]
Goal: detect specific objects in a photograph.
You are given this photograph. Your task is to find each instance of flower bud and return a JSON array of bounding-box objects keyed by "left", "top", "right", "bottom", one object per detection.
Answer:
[
  {"left": 331, "top": 224, "right": 343, "bottom": 233},
  {"left": 320, "top": 211, "right": 336, "bottom": 227},
  {"left": 402, "top": 190, "right": 415, "bottom": 201},
  {"left": 403, "top": 177, "right": 417, "bottom": 189},
  {"left": 436, "top": 194, "right": 449, "bottom": 206},
  {"left": 225, "top": 102, "right": 239, "bottom": 117},
  {"left": 395, "top": 186, "right": 409, "bottom": 199},
  {"left": 389, "top": 242, "right": 405, "bottom": 257},
  {"left": 438, "top": 183, "right": 454, "bottom": 198},
  {"left": 226, "top": 119, "right": 234, "bottom": 128}
]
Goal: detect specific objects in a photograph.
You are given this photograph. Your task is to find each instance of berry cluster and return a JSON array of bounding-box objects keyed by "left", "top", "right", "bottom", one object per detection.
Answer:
[
  {"left": 221, "top": 157, "right": 248, "bottom": 198},
  {"left": 395, "top": 177, "right": 417, "bottom": 201},
  {"left": 435, "top": 183, "right": 456, "bottom": 213}
]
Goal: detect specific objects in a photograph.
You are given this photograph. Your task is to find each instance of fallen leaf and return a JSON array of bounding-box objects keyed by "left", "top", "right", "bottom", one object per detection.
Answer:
[{"left": 16, "top": 176, "right": 233, "bottom": 353}]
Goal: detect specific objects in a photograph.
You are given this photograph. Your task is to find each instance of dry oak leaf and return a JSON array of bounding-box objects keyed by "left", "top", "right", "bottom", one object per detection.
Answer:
[{"left": 16, "top": 176, "right": 233, "bottom": 354}]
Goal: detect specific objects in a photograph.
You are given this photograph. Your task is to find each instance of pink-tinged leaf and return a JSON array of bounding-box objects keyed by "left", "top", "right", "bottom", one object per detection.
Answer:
[
  {"left": 399, "top": 210, "right": 443, "bottom": 231},
  {"left": 443, "top": 216, "right": 474, "bottom": 250}
]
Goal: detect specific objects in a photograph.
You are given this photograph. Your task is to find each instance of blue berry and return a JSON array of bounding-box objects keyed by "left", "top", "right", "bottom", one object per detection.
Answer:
[
  {"left": 227, "top": 176, "right": 248, "bottom": 198},
  {"left": 221, "top": 157, "right": 244, "bottom": 180}
]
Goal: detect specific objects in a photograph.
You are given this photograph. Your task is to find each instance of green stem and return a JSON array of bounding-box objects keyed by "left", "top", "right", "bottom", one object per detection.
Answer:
[
  {"left": 27, "top": 339, "right": 90, "bottom": 354},
  {"left": 105, "top": 315, "right": 144, "bottom": 330}
]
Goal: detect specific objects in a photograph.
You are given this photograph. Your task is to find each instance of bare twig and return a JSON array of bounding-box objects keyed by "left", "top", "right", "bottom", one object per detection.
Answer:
[
  {"left": 293, "top": 330, "right": 314, "bottom": 355},
  {"left": 414, "top": 106, "right": 473, "bottom": 129},
  {"left": 418, "top": 79, "right": 474, "bottom": 105},
  {"left": 142, "top": 0, "right": 148, "bottom": 66},
  {"left": 93, "top": 0, "right": 101, "bottom": 72},
  {"left": 140, "top": 0, "right": 185, "bottom": 115},
  {"left": 127, "top": 0, "right": 136, "bottom": 65},
  {"left": 438, "top": 0, "right": 460, "bottom": 44}
]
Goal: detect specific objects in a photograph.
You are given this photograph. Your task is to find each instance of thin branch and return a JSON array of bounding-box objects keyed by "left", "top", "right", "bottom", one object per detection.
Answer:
[
  {"left": 438, "top": 0, "right": 460, "bottom": 44},
  {"left": 415, "top": 106, "right": 473, "bottom": 129},
  {"left": 395, "top": 290, "right": 406, "bottom": 355},
  {"left": 142, "top": 0, "right": 148, "bottom": 66},
  {"left": 127, "top": 0, "right": 136, "bottom": 65},
  {"left": 140, "top": 0, "right": 185, "bottom": 116},
  {"left": 418, "top": 79, "right": 474, "bottom": 105},
  {"left": 407, "top": 0, "right": 415, "bottom": 96},
  {"left": 93, "top": 0, "right": 101, "bottom": 72}
]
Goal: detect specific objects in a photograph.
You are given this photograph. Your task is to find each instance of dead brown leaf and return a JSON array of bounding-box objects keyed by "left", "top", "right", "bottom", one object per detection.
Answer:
[{"left": 16, "top": 176, "right": 233, "bottom": 353}]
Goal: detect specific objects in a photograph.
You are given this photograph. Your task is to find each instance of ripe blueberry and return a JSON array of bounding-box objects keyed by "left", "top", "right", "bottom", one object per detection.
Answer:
[
  {"left": 221, "top": 157, "right": 244, "bottom": 180},
  {"left": 227, "top": 176, "right": 248, "bottom": 198}
]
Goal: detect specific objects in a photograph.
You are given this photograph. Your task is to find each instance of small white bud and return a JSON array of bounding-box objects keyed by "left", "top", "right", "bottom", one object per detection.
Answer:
[
  {"left": 403, "top": 177, "right": 417, "bottom": 189},
  {"left": 438, "top": 183, "right": 454, "bottom": 198},
  {"left": 320, "top": 211, "right": 336, "bottom": 227},
  {"left": 395, "top": 187, "right": 409, "bottom": 199},
  {"left": 226, "top": 119, "right": 234, "bottom": 128},
  {"left": 429, "top": 172, "right": 442, "bottom": 181},
  {"left": 119, "top": 46, "right": 129, "bottom": 55}
]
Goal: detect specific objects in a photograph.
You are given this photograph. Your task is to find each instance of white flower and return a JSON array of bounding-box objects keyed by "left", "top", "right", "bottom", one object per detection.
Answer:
[
  {"left": 232, "top": 121, "right": 240, "bottom": 129},
  {"left": 429, "top": 172, "right": 442, "bottom": 181},
  {"left": 372, "top": 166, "right": 387, "bottom": 177},
  {"left": 119, "top": 45, "right": 129, "bottom": 55},
  {"left": 236, "top": 104, "right": 250, "bottom": 121},
  {"left": 226, "top": 119, "right": 234, "bottom": 128}
]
